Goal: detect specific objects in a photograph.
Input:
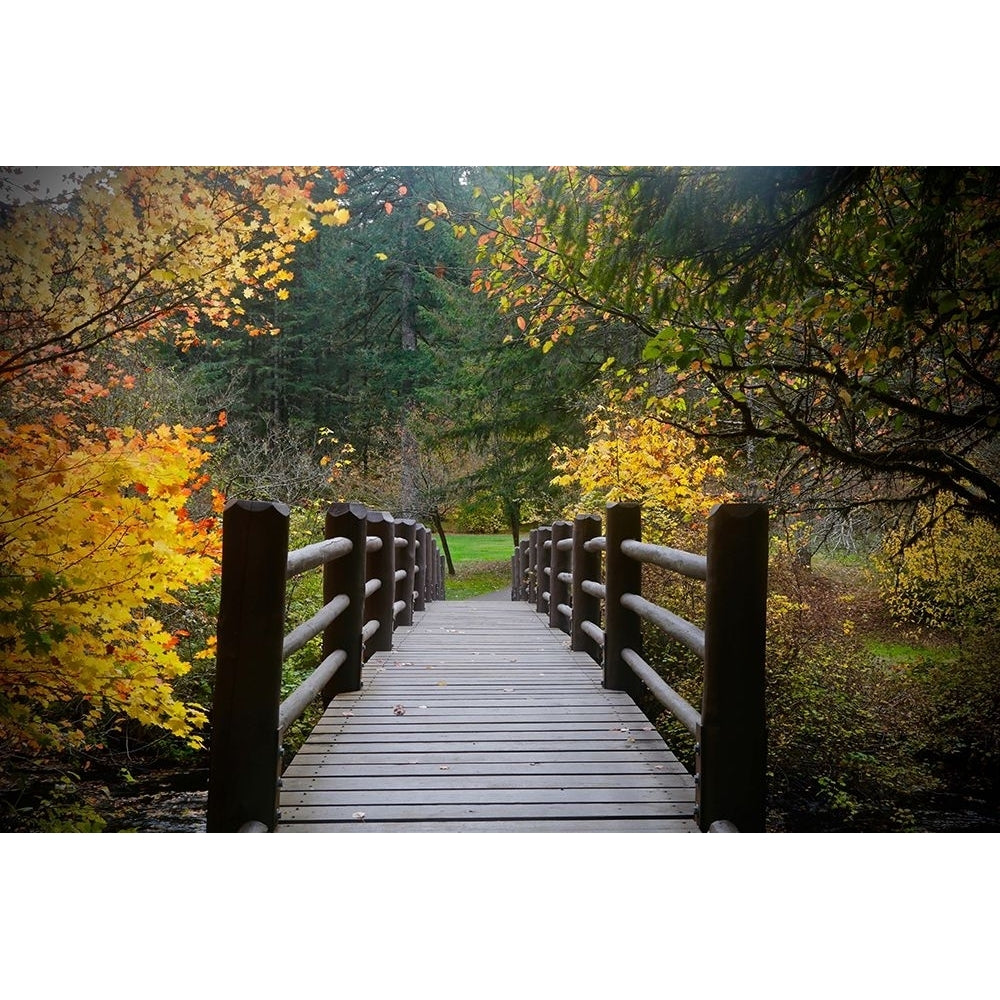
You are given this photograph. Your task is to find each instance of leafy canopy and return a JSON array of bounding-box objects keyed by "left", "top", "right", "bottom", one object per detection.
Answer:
[{"left": 473, "top": 167, "right": 1000, "bottom": 525}]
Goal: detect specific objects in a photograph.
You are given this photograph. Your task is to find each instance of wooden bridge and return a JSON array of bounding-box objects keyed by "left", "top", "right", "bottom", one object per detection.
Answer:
[
  {"left": 278, "top": 600, "right": 697, "bottom": 831},
  {"left": 206, "top": 501, "right": 768, "bottom": 833}
]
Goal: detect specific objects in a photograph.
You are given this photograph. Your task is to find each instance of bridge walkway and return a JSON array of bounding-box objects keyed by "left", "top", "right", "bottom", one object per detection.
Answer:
[{"left": 276, "top": 600, "right": 698, "bottom": 832}]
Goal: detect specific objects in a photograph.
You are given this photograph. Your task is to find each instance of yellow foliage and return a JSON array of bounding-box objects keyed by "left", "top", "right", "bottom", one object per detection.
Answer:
[
  {"left": 872, "top": 500, "right": 1000, "bottom": 629},
  {"left": 551, "top": 404, "right": 732, "bottom": 544},
  {"left": 0, "top": 166, "right": 347, "bottom": 386},
  {"left": 0, "top": 418, "right": 221, "bottom": 752}
]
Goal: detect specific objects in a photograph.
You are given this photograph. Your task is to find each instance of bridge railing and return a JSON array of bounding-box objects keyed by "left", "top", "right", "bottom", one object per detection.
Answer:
[
  {"left": 513, "top": 501, "right": 768, "bottom": 832},
  {"left": 207, "top": 499, "right": 445, "bottom": 833}
]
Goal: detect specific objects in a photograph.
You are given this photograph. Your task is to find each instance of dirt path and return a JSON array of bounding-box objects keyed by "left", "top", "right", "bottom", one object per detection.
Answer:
[{"left": 468, "top": 587, "right": 511, "bottom": 601}]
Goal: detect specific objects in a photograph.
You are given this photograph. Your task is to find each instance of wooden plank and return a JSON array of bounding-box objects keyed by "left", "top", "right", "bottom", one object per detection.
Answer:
[
  {"left": 280, "top": 788, "right": 693, "bottom": 807},
  {"left": 308, "top": 721, "right": 660, "bottom": 734},
  {"left": 298, "top": 731, "right": 668, "bottom": 746},
  {"left": 280, "top": 773, "right": 694, "bottom": 790},
  {"left": 277, "top": 819, "right": 698, "bottom": 833},
  {"left": 282, "top": 760, "right": 691, "bottom": 777},
  {"left": 278, "top": 801, "right": 695, "bottom": 822},
  {"left": 284, "top": 750, "right": 687, "bottom": 766}
]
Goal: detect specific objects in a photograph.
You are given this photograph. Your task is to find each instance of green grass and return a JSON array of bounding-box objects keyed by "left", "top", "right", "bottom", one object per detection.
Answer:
[
  {"left": 865, "top": 638, "right": 957, "bottom": 666},
  {"left": 442, "top": 533, "right": 516, "bottom": 562},
  {"left": 437, "top": 533, "right": 514, "bottom": 599}
]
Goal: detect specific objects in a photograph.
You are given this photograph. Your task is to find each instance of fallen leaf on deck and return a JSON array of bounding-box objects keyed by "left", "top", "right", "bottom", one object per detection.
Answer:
[
  {"left": 393, "top": 704, "right": 406, "bottom": 716},
  {"left": 352, "top": 812, "right": 366, "bottom": 821},
  {"left": 439, "top": 765, "right": 450, "bottom": 770}
]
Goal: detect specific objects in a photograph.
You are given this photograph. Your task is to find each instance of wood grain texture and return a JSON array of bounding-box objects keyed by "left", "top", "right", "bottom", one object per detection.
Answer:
[{"left": 276, "top": 600, "right": 697, "bottom": 832}]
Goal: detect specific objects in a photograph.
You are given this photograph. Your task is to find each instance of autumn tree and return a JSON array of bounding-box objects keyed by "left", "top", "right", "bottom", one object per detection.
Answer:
[
  {"left": 0, "top": 166, "right": 350, "bottom": 760},
  {"left": 472, "top": 167, "right": 1000, "bottom": 530},
  {"left": 550, "top": 384, "right": 732, "bottom": 545}
]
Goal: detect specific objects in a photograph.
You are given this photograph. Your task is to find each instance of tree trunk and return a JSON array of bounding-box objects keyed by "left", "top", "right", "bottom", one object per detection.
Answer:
[
  {"left": 431, "top": 507, "right": 456, "bottom": 575},
  {"left": 505, "top": 498, "right": 521, "bottom": 548},
  {"left": 399, "top": 172, "right": 419, "bottom": 517}
]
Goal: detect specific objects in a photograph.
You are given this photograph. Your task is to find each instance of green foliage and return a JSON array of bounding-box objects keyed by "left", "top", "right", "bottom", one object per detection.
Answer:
[
  {"left": 452, "top": 496, "right": 508, "bottom": 534},
  {"left": 34, "top": 774, "right": 110, "bottom": 832},
  {"left": 479, "top": 166, "right": 1000, "bottom": 526},
  {"left": 909, "top": 629, "right": 1000, "bottom": 797}
]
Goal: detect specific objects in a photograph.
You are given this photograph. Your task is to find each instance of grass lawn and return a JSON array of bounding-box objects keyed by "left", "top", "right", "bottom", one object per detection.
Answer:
[
  {"left": 442, "top": 533, "right": 516, "bottom": 562},
  {"left": 437, "top": 533, "right": 515, "bottom": 599}
]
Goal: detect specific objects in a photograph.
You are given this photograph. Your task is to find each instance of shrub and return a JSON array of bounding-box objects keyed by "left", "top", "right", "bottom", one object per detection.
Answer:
[
  {"left": 910, "top": 629, "right": 1000, "bottom": 798},
  {"left": 453, "top": 495, "right": 507, "bottom": 534},
  {"left": 872, "top": 502, "right": 1000, "bottom": 629}
]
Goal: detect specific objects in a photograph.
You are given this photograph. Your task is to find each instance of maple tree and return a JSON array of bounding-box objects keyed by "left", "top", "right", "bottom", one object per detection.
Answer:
[
  {"left": 550, "top": 388, "right": 732, "bottom": 545},
  {"left": 0, "top": 166, "right": 350, "bottom": 759},
  {"left": 471, "top": 167, "right": 1000, "bottom": 527}
]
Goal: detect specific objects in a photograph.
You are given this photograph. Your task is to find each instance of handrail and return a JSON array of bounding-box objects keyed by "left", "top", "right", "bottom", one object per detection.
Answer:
[
  {"left": 620, "top": 647, "right": 700, "bottom": 736},
  {"left": 619, "top": 538, "right": 707, "bottom": 581},
  {"left": 620, "top": 592, "right": 705, "bottom": 660},
  {"left": 281, "top": 593, "right": 350, "bottom": 660},
  {"left": 512, "top": 502, "right": 768, "bottom": 832},
  {"left": 285, "top": 536, "right": 353, "bottom": 578},
  {"left": 278, "top": 648, "right": 347, "bottom": 738},
  {"left": 207, "top": 499, "right": 446, "bottom": 832}
]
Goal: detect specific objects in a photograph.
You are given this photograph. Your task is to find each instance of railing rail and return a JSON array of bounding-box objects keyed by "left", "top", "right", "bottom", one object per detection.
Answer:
[
  {"left": 512, "top": 501, "right": 768, "bottom": 832},
  {"left": 207, "top": 499, "right": 446, "bottom": 832}
]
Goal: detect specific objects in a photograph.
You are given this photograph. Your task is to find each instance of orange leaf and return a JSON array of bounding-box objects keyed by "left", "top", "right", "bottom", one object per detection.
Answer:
[
  {"left": 384, "top": 202, "right": 393, "bottom": 214},
  {"left": 398, "top": 185, "right": 408, "bottom": 196},
  {"left": 517, "top": 316, "right": 526, "bottom": 331}
]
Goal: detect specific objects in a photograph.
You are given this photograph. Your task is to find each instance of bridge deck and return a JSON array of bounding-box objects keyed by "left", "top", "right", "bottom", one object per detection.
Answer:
[{"left": 277, "top": 600, "right": 698, "bottom": 832}]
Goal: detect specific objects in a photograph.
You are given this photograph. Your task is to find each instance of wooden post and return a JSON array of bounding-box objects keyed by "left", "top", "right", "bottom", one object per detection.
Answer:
[
  {"left": 323, "top": 501, "right": 368, "bottom": 697},
  {"left": 439, "top": 552, "right": 446, "bottom": 600},
  {"left": 207, "top": 500, "right": 289, "bottom": 833},
  {"left": 518, "top": 540, "right": 529, "bottom": 603},
  {"left": 571, "top": 513, "right": 603, "bottom": 663},
  {"left": 527, "top": 529, "right": 538, "bottom": 604},
  {"left": 414, "top": 525, "right": 428, "bottom": 612},
  {"left": 603, "top": 502, "right": 642, "bottom": 694},
  {"left": 395, "top": 518, "right": 417, "bottom": 626},
  {"left": 548, "top": 520, "right": 572, "bottom": 633},
  {"left": 535, "top": 526, "right": 552, "bottom": 616},
  {"left": 511, "top": 548, "right": 521, "bottom": 600},
  {"left": 365, "top": 510, "right": 396, "bottom": 656},
  {"left": 428, "top": 536, "right": 439, "bottom": 602},
  {"left": 696, "top": 503, "right": 769, "bottom": 832}
]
